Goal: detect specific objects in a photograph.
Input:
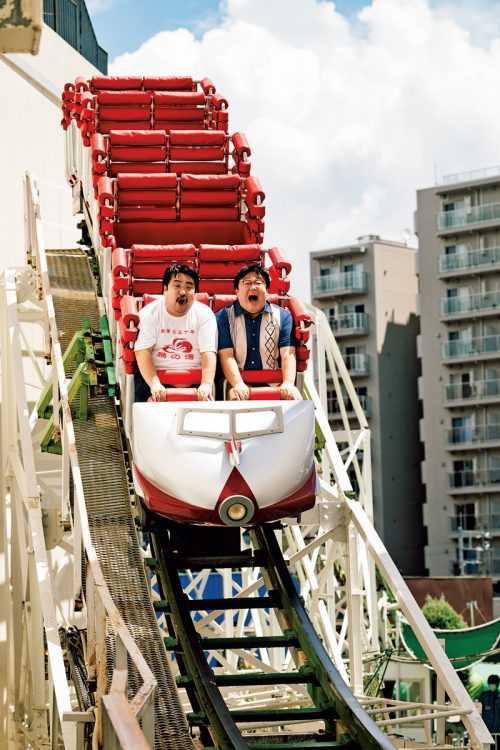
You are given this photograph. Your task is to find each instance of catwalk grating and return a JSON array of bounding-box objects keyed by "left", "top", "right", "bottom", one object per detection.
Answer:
[{"left": 46, "top": 249, "right": 194, "bottom": 750}]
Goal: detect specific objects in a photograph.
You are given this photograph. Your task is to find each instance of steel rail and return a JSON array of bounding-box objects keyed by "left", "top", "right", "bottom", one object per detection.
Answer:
[
  {"left": 149, "top": 520, "right": 399, "bottom": 750},
  {"left": 252, "top": 525, "right": 396, "bottom": 750},
  {"left": 151, "top": 527, "right": 250, "bottom": 750}
]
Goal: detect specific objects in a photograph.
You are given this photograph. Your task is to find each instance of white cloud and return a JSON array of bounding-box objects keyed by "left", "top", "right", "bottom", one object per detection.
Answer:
[{"left": 110, "top": 0, "right": 500, "bottom": 299}]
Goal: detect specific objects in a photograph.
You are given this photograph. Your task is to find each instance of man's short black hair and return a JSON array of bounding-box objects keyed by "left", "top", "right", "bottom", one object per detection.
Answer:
[
  {"left": 234, "top": 264, "right": 270, "bottom": 290},
  {"left": 488, "top": 675, "right": 500, "bottom": 686},
  {"left": 162, "top": 264, "right": 199, "bottom": 292}
]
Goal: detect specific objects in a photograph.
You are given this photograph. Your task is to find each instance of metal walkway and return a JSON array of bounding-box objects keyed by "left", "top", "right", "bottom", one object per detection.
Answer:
[{"left": 47, "top": 248, "right": 194, "bottom": 750}]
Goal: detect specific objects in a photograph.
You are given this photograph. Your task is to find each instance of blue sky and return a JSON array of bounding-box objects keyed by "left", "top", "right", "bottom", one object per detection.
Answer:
[
  {"left": 89, "top": 0, "right": 370, "bottom": 61},
  {"left": 84, "top": 0, "right": 500, "bottom": 300},
  {"left": 89, "top": 0, "right": 222, "bottom": 59}
]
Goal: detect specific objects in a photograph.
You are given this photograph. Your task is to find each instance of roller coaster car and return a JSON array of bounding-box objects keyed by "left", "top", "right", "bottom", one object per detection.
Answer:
[{"left": 132, "top": 400, "right": 317, "bottom": 526}]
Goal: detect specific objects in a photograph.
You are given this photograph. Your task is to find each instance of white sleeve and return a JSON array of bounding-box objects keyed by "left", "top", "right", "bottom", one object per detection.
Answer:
[
  {"left": 197, "top": 306, "right": 218, "bottom": 353},
  {"left": 135, "top": 307, "right": 158, "bottom": 352}
]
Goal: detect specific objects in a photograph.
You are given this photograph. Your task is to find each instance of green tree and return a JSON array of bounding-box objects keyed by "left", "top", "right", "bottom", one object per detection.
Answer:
[{"left": 421, "top": 594, "right": 467, "bottom": 630}]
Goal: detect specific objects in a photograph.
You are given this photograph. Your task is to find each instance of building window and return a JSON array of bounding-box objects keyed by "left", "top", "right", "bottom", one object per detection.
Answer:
[
  {"left": 452, "top": 459, "right": 474, "bottom": 488},
  {"left": 453, "top": 503, "right": 477, "bottom": 531}
]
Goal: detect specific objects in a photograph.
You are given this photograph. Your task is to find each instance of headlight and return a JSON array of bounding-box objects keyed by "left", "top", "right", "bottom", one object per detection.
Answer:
[{"left": 219, "top": 495, "right": 255, "bottom": 526}]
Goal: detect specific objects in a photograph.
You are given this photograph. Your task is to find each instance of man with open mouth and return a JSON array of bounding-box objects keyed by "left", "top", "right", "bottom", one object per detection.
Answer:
[
  {"left": 134, "top": 264, "right": 217, "bottom": 402},
  {"left": 216, "top": 264, "right": 301, "bottom": 400}
]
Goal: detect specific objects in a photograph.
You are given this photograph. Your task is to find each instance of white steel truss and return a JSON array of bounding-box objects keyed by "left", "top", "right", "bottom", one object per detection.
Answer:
[{"left": 0, "top": 170, "right": 492, "bottom": 749}]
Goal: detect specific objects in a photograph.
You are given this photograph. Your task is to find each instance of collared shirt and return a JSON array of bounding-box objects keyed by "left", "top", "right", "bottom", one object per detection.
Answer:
[
  {"left": 479, "top": 689, "right": 500, "bottom": 733},
  {"left": 216, "top": 300, "right": 295, "bottom": 370}
]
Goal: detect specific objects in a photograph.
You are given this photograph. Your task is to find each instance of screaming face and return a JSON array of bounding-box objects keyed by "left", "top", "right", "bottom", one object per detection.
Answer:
[
  {"left": 164, "top": 273, "right": 196, "bottom": 317},
  {"left": 236, "top": 273, "right": 267, "bottom": 317}
]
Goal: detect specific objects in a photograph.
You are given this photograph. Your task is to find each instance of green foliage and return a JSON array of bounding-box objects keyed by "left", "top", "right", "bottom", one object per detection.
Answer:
[
  {"left": 467, "top": 670, "right": 486, "bottom": 700},
  {"left": 421, "top": 594, "right": 467, "bottom": 630}
]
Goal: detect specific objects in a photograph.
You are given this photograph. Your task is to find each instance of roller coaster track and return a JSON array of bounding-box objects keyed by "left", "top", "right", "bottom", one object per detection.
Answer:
[
  {"left": 44, "top": 246, "right": 393, "bottom": 749},
  {"left": 151, "top": 519, "right": 395, "bottom": 749},
  {"left": 0, "top": 174, "right": 493, "bottom": 749}
]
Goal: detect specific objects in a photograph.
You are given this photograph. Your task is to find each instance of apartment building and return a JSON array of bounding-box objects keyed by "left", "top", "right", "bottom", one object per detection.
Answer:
[
  {"left": 310, "top": 237, "right": 425, "bottom": 575},
  {"left": 416, "top": 169, "right": 500, "bottom": 588}
]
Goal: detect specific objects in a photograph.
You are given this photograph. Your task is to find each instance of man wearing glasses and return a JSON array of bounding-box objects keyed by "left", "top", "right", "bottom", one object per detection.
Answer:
[{"left": 216, "top": 264, "right": 301, "bottom": 400}]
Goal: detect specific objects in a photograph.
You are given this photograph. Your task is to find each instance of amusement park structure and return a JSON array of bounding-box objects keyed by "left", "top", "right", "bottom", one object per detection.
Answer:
[{"left": 0, "top": 71, "right": 493, "bottom": 750}]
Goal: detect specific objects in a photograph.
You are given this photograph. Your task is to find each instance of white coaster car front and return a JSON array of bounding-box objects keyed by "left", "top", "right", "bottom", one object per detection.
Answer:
[{"left": 132, "top": 400, "right": 317, "bottom": 525}]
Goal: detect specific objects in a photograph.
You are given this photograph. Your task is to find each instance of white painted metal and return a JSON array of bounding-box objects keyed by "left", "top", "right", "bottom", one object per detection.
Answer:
[
  {"left": 2, "top": 162, "right": 494, "bottom": 748},
  {"left": 0, "top": 175, "right": 157, "bottom": 748},
  {"left": 132, "top": 400, "right": 315, "bottom": 511}
]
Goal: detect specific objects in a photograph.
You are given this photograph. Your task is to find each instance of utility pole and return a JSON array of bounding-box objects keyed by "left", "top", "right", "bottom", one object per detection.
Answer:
[
  {"left": 457, "top": 526, "right": 465, "bottom": 575},
  {"left": 467, "top": 600, "right": 477, "bottom": 627}
]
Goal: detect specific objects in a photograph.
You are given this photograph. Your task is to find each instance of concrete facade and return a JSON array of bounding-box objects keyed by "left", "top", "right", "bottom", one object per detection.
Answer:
[
  {"left": 416, "top": 170, "right": 500, "bottom": 589},
  {"left": 0, "top": 24, "right": 100, "bottom": 272},
  {"left": 311, "top": 236, "right": 425, "bottom": 575}
]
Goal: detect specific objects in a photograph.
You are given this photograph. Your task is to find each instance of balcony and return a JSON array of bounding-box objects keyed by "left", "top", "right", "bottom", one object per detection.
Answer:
[
  {"left": 344, "top": 352, "right": 370, "bottom": 377},
  {"left": 329, "top": 395, "right": 371, "bottom": 419},
  {"left": 439, "top": 245, "right": 500, "bottom": 276},
  {"left": 450, "top": 514, "right": 500, "bottom": 532},
  {"left": 444, "top": 379, "right": 500, "bottom": 404},
  {"left": 447, "top": 468, "right": 500, "bottom": 492},
  {"left": 442, "top": 334, "right": 500, "bottom": 361},
  {"left": 446, "top": 423, "right": 500, "bottom": 448},
  {"left": 441, "top": 290, "right": 500, "bottom": 319},
  {"left": 313, "top": 271, "right": 368, "bottom": 297},
  {"left": 330, "top": 312, "right": 369, "bottom": 336},
  {"left": 438, "top": 202, "right": 500, "bottom": 232},
  {"left": 442, "top": 165, "right": 500, "bottom": 185}
]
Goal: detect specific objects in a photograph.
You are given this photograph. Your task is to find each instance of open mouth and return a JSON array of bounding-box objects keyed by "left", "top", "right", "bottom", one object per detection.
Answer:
[
  {"left": 176, "top": 295, "right": 187, "bottom": 305},
  {"left": 248, "top": 293, "right": 259, "bottom": 302}
]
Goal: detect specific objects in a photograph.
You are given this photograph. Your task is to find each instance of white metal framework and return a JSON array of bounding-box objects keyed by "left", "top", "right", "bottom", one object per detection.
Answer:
[{"left": 0, "top": 169, "right": 492, "bottom": 749}]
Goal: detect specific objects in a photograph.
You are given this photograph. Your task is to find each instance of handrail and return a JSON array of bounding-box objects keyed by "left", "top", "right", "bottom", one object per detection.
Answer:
[
  {"left": 23, "top": 171, "right": 157, "bottom": 746},
  {"left": 317, "top": 476, "right": 492, "bottom": 749},
  {"left": 2, "top": 269, "right": 76, "bottom": 748},
  {"left": 305, "top": 302, "right": 491, "bottom": 749}
]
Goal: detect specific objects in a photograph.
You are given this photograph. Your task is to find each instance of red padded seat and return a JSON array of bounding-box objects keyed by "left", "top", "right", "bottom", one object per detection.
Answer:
[
  {"left": 247, "top": 387, "right": 282, "bottom": 400},
  {"left": 61, "top": 82, "right": 76, "bottom": 130},
  {"left": 153, "top": 91, "right": 207, "bottom": 131},
  {"left": 116, "top": 173, "right": 177, "bottom": 218},
  {"left": 90, "top": 128, "right": 252, "bottom": 195},
  {"left": 244, "top": 176, "right": 266, "bottom": 244},
  {"left": 143, "top": 76, "right": 195, "bottom": 91},
  {"left": 180, "top": 174, "right": 240, "bottom": 221},
  {"left": 91, "top": 76, "right": 143, "bottom": 90},
  {"left": 111, "top": 243, "right": 193, "bottom": 316},
  {"left": 267, "top": 246, "right": 291, "bottom": 295},
  {"left": 97, "top": 91, "right": 153, "bottom": 133},
  {"left": 210, "top": 92, "right": 229, "bottom": 132},
  {"left": 108, "top": 130, "right": 168, "bottom": 177},
  {"left": 149, "top": 388, "right": 199, "bottom": 401},
  {"left": 168, "top": 130, "right": 228, "bottom": 175},
  {"left": 212, "top": 294, "right": 236, "bottom": 312},
  {"left": 98, "top": 172, "right": 257, "bottom": 248},
  {"left": 231, "top": 132, "right": 251, "bottom": 176},
  {"left": 198, "top": 244, "right": 263, "bottom": 294},
  {"left": 129, "top": 244, "right": 197, "bottom": 295},
  {"left": 62, "top": 75, "right": 228, "bottom": 143}
]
